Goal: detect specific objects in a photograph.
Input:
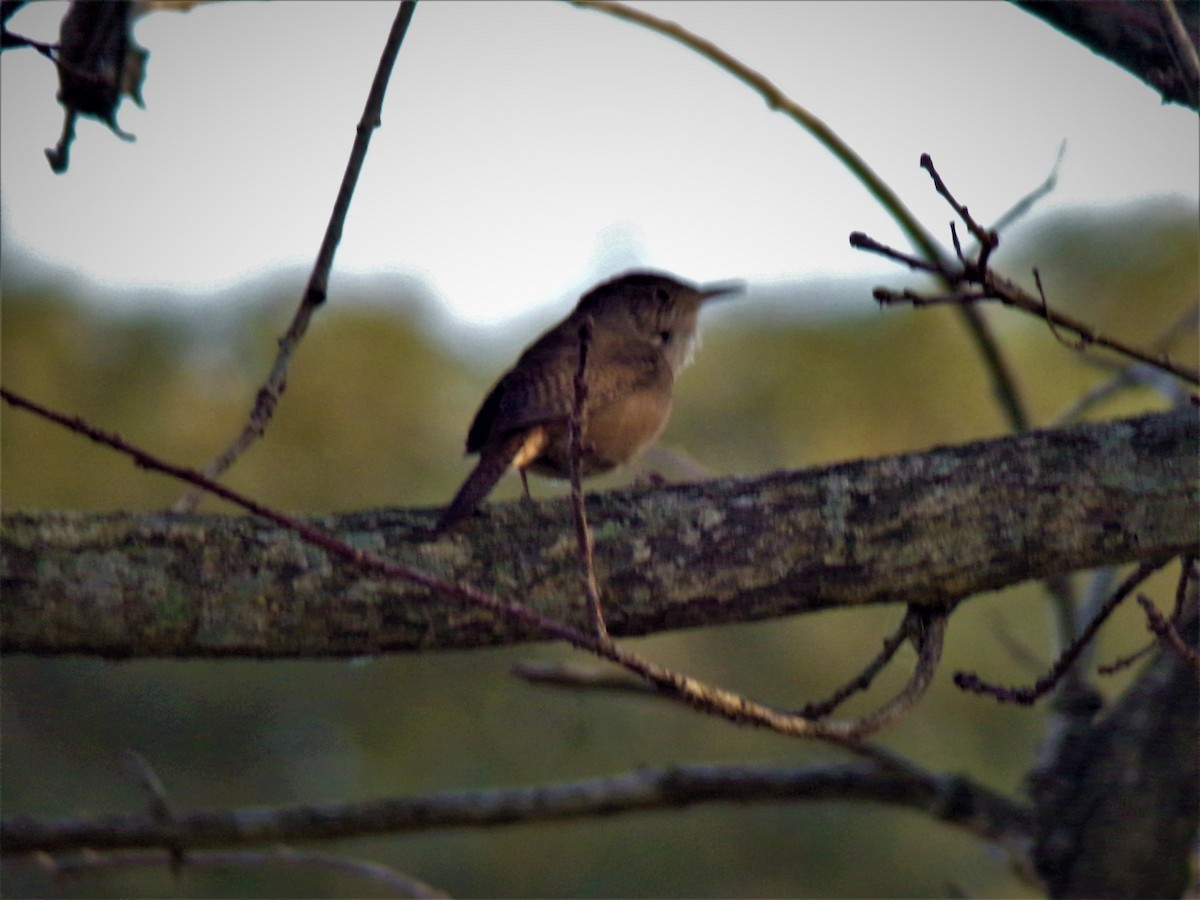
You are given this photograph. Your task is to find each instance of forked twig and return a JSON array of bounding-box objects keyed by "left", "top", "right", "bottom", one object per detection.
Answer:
[
  {"left": 1129, "top": 553, "right": 1200, "bottom": 671},
  {"left": 1135, "top": 594, "right": 1200, "bottom": 671},
  {"left": 173, "top": 2, "right": 418, "bottom": 512},
  {"left": 822, "top": 607, "right": 948, "bottom": 735},
  {"left": 919, "top": 152, "right": 997, "bottom": 270},
  {"left": 794, "top": 608, "right": 916, "bottom": 719},
  {"left": 954, "top": 559, "right": 1169, "bottom": 704},
  {"left": 855, "top": 156, "right": 1200, "bottom": 386}
]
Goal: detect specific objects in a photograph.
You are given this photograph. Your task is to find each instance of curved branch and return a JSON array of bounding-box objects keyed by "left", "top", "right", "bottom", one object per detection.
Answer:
[{"left": 570, "top": 0, "right": 1031, "bottom": 433}]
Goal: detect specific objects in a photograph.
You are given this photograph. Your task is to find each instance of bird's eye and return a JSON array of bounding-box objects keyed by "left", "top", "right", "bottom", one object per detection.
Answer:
[
  {"left": 659, "top": 330, "right": 672, "bottom": 344},
  {"left": 655, "top": 287, "right": 669, "bottom": 303}
]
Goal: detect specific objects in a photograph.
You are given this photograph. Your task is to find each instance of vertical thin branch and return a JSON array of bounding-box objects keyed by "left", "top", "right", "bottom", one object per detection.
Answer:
[
  {"left": 173, "top": 1, "right": 419, "bottom": 512},
  {"left": 569, "top": 318, "right": 609, "bottom": 642}
]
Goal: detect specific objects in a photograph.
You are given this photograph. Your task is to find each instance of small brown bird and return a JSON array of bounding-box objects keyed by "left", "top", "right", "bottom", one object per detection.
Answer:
[{"left": 436, "top": 270, "right": 741, "bottom": 531}]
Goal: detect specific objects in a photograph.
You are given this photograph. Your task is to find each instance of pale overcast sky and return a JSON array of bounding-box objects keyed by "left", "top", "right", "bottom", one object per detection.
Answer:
[{"left": 1, "top": 1, "right": 1196, "bottom": 325}]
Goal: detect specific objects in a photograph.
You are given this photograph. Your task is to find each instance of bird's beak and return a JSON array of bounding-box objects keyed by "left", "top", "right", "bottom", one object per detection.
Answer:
[{"left": 698, "top": 280, "right": 745, "bottom": 303}]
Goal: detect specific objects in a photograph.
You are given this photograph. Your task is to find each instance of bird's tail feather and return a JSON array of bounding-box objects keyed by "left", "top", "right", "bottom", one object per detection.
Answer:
[{"left": 435, "top": 431, "right": 530, "bottom": 532}]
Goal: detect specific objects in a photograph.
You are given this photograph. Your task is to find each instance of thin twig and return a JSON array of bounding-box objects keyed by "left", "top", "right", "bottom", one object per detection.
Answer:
[
  {"left": 1172, "top": 552, "right": 1197, "bottom": 619},
  {"left": 517, "top": 609, "right": 949, "bottom": 742},
  {"left": 794, "top": 609, "right": 914, "bottom": 719},
  {"left": 988, "top": 140, "right": 1066, "bottom": 236},
  {"left": 954, "top": 559, "right": 1169, "bottom": 704},
  {"left": 0, "top": 30, "right": 57, "bottom": 60},
  {"left": 835, "top": 608, "right": 948, "bottom": 736},
  {"left": 859, "top": 153, "right": 1199, "bottom": 386},
  {"left": 569, "top": 318, "right": 609, "bottom": 642},
  {"left": 920, "top": 154, "right": 997, "bottom": 268},
  {"left": 1096, "top": 641, "right": 1155, "bottom": 676},
  {"left": 511, "top": 660, "right": 654, "bottom": 694},
  {"left": 1136, "top": 594, "right": 1200, "bottom": 671},
  {"left": 172, "top": 1, "right": 418, "bottom": 513},
  {"left": 1051, "top": 355, "right": 1194, "bottom": 426},
  {"left": 848, "top": 232, "right": 945, "bottom": 276},
  {"left": 122, "top": 750, "right": 185, "bottom": 873},
  {"left": 869, "top": 272, "right": 1200, "bottom": 386},
  {"left": 1033, "top": 268, "right": 1086, "bottom": 352},
  {"left": 571, "top": 0, "right": 1030, "bottom": 433},
  {"left": 123, "top": 751, "right": 172, "bottom": 824}
]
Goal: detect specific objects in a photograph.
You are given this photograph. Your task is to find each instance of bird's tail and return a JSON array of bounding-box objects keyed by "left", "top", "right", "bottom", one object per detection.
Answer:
[{"left": 435, "top": 431, "right": 531, "bottom": 532}]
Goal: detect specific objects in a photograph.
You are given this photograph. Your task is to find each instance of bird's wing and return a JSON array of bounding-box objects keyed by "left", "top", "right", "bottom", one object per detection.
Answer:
[{"left": 465, "top": 335, "right": 664, "bottom": 454}]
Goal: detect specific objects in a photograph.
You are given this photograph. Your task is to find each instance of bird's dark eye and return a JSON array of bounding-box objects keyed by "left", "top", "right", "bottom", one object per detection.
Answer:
[
  {"left": 659, "top": 330, "right": 672, "bottom": 344},
  {"left": 654, "top": 287, "right": 669, "bottom": 303}
]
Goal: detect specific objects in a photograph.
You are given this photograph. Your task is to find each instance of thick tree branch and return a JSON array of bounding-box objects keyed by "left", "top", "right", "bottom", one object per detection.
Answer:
[{"left": 2, "top": 408, "right": 1194, "bottom": 659}]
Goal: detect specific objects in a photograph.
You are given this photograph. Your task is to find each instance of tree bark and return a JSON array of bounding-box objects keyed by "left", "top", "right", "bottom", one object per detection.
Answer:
[
  {"left": 1031, "top": 596, "right": 1198, "bottom": 898},
  {"left": 2, "top": 407, "right": 1195, "bottom": 658},
  {"left": 1016, "top": 0, "right": 1200, "bottom": 110}
]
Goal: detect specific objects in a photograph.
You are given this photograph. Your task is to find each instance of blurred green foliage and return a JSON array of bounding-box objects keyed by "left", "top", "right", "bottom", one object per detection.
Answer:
[{"left": 1, "top": 201, "right": 1196, "bottom": 897}]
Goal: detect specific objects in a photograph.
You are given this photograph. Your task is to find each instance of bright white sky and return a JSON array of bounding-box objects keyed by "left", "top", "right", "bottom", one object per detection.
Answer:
[{"left": 1, "top": 1, "right": 1197, "bottom": 326}]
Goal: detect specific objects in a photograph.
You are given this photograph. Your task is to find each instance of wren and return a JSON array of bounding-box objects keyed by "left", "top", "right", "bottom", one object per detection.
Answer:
[{"left": 436, "top": 270, "right": 741, "bottom": 531}]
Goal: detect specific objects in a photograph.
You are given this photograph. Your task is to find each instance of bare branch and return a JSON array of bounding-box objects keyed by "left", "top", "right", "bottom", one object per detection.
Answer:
[
  {"left": 172, "top": 1, "right": 419, "bottom": 512},
  {"left": 988, "top": 140, "right": 1066, "bottom": 236},
  {"left": 857, "top": 159, "right": 1200, "bottom": 386},
  {"left": 920, "top": 153, "right": 997, "bottom": 267},
  {"left": 1052, "top": 307, "right": 1199, "bottom": 424},
  {"left": 954, "top": 559, "right": 1170, "bottom": 704},
  {"left": 1136, "top": 594, "right": 1200, "bottom": 670},
  {"left": 824, "top": 607, "right": 948, "bottom": 737},
  {"left": 1, "top": 761, "right": 1033, "bottom": 857},
  {"left": 795, "top": 607, "right": 923, "bottom": 719},
  {"left": 510, "top": 660, "right": 653, "bottom": 694}
]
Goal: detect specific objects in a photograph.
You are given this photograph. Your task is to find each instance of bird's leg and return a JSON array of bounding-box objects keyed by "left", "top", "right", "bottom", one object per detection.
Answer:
[{"left": 519, "top": 468, "right": 533, "bottom": 502}]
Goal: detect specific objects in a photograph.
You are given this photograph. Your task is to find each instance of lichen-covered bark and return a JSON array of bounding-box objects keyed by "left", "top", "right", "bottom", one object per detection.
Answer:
[{"left": 2, "top": 408, "right": 1195, "bottom": 658}]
